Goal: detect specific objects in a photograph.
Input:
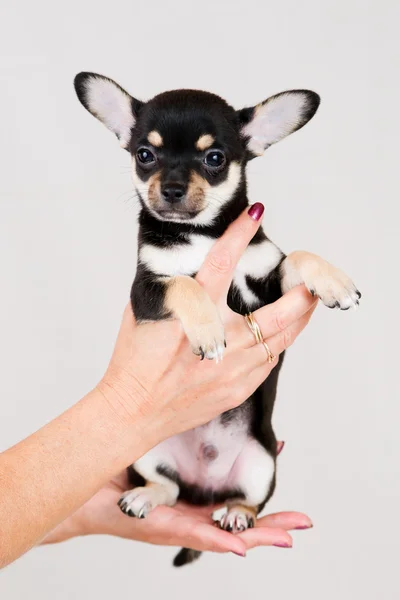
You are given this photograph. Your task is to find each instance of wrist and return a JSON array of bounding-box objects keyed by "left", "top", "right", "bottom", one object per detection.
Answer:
[
  {"left": 40, "top": 508, "right": 85, "bottom": 544},
  {"left": 95, "top": 368, "right": 161, "bottom": 457}
]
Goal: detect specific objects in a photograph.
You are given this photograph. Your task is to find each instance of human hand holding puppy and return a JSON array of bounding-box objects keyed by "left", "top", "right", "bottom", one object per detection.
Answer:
[
  {"left": 42, "top": 466, "right": 312, "bottom": 557},
  {"left": 40, "top": 206, "right": 316, "bottom": 558},
  {"left": 99, "top": 205, "right": 317, "bottom": 448},
  {"left": 0, "top": 206, "right": 316, "bottom": 568}
]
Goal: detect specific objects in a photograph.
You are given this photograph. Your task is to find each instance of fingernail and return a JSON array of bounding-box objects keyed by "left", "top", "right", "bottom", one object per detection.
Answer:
[
  {"left": 277, "top": 441, "right": 285, "bottom": 455},
  {"left": 248, "top": 202, "right": 265, "bottom": 221},
  {"left": 232, "top": 550, "right": 246, "bottom": 557},
  {"left": 273, "top": 542, "right": 292, "bottom": 548},
  {"left": 295, "top": 523, "right": 313, "bottom": 530}
]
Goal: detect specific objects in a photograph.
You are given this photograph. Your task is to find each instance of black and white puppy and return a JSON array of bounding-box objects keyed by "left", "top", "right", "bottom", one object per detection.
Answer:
[{"left": 74, "top": 73, "right": 360, "bottom": 567}]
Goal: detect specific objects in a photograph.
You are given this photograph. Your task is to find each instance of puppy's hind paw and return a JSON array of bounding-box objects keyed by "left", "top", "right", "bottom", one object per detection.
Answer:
[{"left": 217, "top": 506, "right": 256, "bottom": 533}]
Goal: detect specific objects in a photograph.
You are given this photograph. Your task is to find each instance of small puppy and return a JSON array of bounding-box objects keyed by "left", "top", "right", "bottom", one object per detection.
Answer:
[{"left": 74, "top": 73, "right": 360, "bottom": 566}]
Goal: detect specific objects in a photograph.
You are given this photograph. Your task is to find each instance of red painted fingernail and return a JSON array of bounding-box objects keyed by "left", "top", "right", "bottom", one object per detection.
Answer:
[
  {"left": 248, "top": 202, "right": 265, "bottom": 221},
  {"left": 273, "top": 542, "right": 292, "bottom": 548},
  {"left": 295, "top": 524, "right": 313, "bottom": 530},
  {"left": 232, "top": 550, "right": 246, "bottom": 557},
  {"left": 277, "top": 441, "right": 285, "bottom": 455}
]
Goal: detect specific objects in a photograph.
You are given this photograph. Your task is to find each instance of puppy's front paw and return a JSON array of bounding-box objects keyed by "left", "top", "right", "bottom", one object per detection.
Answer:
[
  {"left": 217, "top": 506, "right": 256, "bottom": 533},
  {"left": 307, "top": 265, "right": 361, "bottom": 310},
  {"left": 188, "top": 317, "right": 226, "bottom": 362},
  {"left": 283, "top": 252, "right": 361, "bottom": 310},
  {"left": 164, "top": 275, "right": 226, "bottom": 361},
  {"left": 118, "top": 487, "right": 154, "bottom": 519}
]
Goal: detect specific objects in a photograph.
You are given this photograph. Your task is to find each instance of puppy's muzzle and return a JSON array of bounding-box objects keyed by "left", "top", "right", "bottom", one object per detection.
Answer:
[{"left": 161, "top": 183, "right": 186, "bottom": 204}]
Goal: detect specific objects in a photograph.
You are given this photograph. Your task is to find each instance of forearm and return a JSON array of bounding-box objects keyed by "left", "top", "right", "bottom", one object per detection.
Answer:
[{"left": 0, "top": 385, "right": 151, "bottom": 568}]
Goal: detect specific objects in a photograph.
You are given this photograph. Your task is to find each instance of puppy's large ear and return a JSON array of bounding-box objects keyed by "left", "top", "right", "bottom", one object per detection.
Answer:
[
  {"left": 238, "top": 90, "right": 320, "bottom": 157},
  {"left": 74, "top": 72, "right": 143, "bottom": 149}
]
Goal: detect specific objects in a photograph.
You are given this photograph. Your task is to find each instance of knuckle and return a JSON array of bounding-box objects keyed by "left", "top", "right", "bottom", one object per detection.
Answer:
[
  {"left": 262, "top": 354, "right": 280, "bottom": 375},
  {"left": 206, "top": 248, "right": 232, "bottom": 275},
  {"left": 235, "top": 218, "right": 252, "bottom": 235},
  {"left": 273, "top": 311, "right": 287, "bottom": 332},
  {"left": 282, "top": 327, "right": 293, "bottom": 350}
]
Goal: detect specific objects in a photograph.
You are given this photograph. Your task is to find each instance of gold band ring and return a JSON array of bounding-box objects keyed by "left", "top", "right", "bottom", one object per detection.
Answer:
[{"left": 244, "top": 313, "right": 276, "bottom": 364}]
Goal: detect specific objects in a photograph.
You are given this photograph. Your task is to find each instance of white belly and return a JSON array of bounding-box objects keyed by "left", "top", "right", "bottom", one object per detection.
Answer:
[{"left": 136, "top": 416, "right": 250, "bottom": 490}]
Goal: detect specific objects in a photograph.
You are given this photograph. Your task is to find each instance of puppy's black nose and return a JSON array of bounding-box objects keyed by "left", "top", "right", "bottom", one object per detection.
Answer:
[{"left": 161, "top": 184, "right": 186, "bottom": 204}]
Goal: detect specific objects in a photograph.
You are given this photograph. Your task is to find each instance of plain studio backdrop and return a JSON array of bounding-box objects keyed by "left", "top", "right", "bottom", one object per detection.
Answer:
[{"left": 0, "top": 0, "right": 398, "bottom": 598}]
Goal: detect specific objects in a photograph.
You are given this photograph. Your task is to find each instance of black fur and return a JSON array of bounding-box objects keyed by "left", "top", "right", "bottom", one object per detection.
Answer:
[
  {"left": 157, "top": 464, "right": 245, "bottom": 506},
  {"left": 173, "top": 548, "right": 202, "bottom": 567}
]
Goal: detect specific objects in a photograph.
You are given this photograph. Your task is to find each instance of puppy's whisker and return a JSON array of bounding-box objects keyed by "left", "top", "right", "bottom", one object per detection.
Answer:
[{"left": 117, "top": 189, "right": 139, "bottom": 205}]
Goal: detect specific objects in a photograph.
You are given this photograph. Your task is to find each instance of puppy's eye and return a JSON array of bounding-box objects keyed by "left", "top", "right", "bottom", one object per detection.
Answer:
[
  {"left": 137, "top": 148, "right": 156, "bottom": 165},
  {"left": 204, "top": 150, "right": 226, "bottom": 169}
]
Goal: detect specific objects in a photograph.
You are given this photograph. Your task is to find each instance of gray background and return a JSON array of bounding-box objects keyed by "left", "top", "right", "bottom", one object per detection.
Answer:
[{"left": 0, "top": 0, "right": 398, "bottom": 598}]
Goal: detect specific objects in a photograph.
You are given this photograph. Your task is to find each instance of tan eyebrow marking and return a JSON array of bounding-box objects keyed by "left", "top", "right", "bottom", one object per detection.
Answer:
[
  {"left": 195, "top": 134, "right": 215, "bottom": 151},
  {"left": 148, "top": 130, "right": 163, "bottom": 147}
]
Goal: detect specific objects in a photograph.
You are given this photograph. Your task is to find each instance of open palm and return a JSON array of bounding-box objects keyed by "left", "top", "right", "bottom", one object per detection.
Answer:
[{"left": 42, "top": 461, "right": 312, "bottom": 557}]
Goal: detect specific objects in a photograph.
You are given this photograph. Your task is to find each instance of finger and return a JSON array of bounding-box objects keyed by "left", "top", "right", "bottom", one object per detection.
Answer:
[
  {"left": 187, "top": 521, "right": 247, "bottom": 555},
  {"left": 151, "top": 509, "right": 247, "bottom": 555},
  {"left": 265, "top": 302, "right": 316, "bottom": 356},
  {"left": 196, "top": 204, "right": 264, "bottom": 302},
  {"left": 238, "top": 526, "right": 293, "bottom": 549},
  {"left": 99, "top": 503, "right": 246, "bottom": 555},
  {"left": 242, "top": 304, "right": 316, "bottom": 378},
  {"left": 257, "top": 511, "right": 313, "bottom": 531},
  {"left": 240, "top": 286, "right": 317, "bottom": 348},
  {"left": 224, "top": 305, "right": 315, "bottom": 407}
]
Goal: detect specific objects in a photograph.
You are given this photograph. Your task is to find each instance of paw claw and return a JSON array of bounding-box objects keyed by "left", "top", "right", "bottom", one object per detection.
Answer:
[
  {"left": 219, "top": 508, "right": 256, "bottom": 534},
  {"left": 305, "top": 266, "right": 360, "bottom": 311},
  {"left": 118, "top": 489, "right": 154, "bottom": 519},
  {"left": 138, "top": 504, "right": 150, "bottom": 519},
  {"left": 187, "top": 311, "right": 225, "bottom": 363}
]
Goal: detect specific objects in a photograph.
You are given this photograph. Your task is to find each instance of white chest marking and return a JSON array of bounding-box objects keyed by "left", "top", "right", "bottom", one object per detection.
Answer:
[
  {"left": 234, "top": 241, "right": 283, "bottom": 305},
  {"left": 139, "top": 235, "right": 215, "bottom": 276},
  {"left": 139, "top": 235, "right": 283, "bottom": 306}
]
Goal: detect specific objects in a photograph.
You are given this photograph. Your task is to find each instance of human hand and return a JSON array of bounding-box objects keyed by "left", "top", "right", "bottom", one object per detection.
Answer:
[
  {"left": 99, "top": 205, "right": 318, "bottom": 453},
  {"left": 41, "top": 457, "right": 312, "bottom": 557}
]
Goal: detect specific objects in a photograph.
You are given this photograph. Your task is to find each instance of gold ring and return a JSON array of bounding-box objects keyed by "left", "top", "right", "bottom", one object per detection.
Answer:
[{"left": 244, "top": 313, "right": 275, "bottom": 363}]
